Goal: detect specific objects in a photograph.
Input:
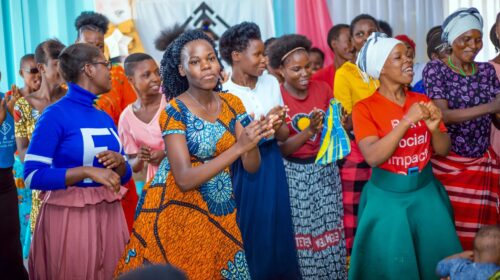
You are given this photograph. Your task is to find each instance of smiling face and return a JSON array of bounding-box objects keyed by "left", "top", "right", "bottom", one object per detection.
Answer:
[
  {"left": 234, "top": 39, "right": 267, "bottom": 78},
  {"left": 179, "top": 39, "right": 221, "bottom": 91},
  {"left": 380, "top": 43, "right": 414, "bottom": 85},
  {"left": 280, "top": 50, "right": 312, "bottom": 92},
  {"left": 451, "top": 29, "right": 483, "bottom": 63},
  {"left": 20, "top": 57, "right": 41, "bottom": 92},
  {"left": 129, "top": 59, "right": 161, "bottom": 98}
]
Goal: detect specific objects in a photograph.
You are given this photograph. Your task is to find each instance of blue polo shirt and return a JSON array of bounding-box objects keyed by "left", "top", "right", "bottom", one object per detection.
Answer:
[{"left": 0, "top": 92, "right": 16, "bottom": 168}]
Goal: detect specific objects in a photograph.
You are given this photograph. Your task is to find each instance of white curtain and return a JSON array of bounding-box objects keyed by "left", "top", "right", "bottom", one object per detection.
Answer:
[
  {"left": 327, "top": 0, "right": 499, "bottom": 63},
  {"left": 132, "top": 0, "right": 275, "bottom": 62},
  {"left": 326, "top": 0, "right": 444, "bottom": 63}
]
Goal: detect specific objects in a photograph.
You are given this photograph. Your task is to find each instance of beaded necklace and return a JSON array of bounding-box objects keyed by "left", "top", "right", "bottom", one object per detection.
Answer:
[{"left": 448, "top": 56, "right": 476, "bottom": 76}]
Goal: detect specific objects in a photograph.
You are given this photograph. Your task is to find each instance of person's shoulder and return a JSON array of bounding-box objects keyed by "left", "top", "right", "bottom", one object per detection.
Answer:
[
  {"left": 477, "top": 61, "right": 496, "bottom": 73},
  {"left": 354, "top": 91, "right": 379, "bottom": 108},
  {"left": 17, "top": 95, "right": 30, "bottom": 106},
  {"left": 313, "top": 64, "right": 333, "bottom": 76},
  {"left": 309, "top": 80, "right": 332, "bottom": 94},
  {"left": 336, "top": 62, "right": 356, "bottom": 74},
  {"left": 37, "top": 101, "right": 66, "bottom": 124},
  {"left": 166, "top": 98, "right": 182, "bottom": 112},
  {"left": 407, "top": 90, "right": 430, "bottom": 101},
  {"left": 260, "top": 72, "right": 279, "bottom": 83},
  {"left": 219, "top": 92, "right": 244, "bottom": 106},
  {"left": 424, "top": 59, "right": 446, "bottom": 71}
]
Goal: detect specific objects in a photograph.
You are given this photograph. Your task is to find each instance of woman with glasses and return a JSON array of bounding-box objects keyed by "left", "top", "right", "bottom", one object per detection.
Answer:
[
  {"left": 74, "top": 11, "right": 138, "bottom": 232},
  {"left": 25, "top": 43, "right": 131, "bottom": 280},
  {"left": 4, "top": 54, "right": 41, "bottom": 260}
]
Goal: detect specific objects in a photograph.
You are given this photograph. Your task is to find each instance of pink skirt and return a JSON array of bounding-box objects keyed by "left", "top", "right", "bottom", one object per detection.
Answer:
[{"left": 29, "top": 187, "right": 129, "bottom": 280}]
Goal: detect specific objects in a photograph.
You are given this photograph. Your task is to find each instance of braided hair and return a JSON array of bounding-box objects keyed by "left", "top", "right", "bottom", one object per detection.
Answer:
[{"left": 160, "top": 29, "right": 224, "bottom": 100}]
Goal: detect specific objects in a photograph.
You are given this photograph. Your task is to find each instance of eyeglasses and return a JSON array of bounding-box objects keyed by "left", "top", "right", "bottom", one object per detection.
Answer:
[
  {"left": 22, "top": 67, "right": 39, "bottom": 74},
  {"left": 81, "top": 60, "right": 112, "bottom": 72},
  {"left": 89, "top": 60, "right": 112, "bottom": 70}
]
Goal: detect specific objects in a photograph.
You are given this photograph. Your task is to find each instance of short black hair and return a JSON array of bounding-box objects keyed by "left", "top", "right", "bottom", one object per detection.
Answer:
[
  {"left": 309, "top": 47, "right": 325, "bottom": 61},
  {"left": 327, "top": 24, "right": 350, "bottom": 50},
  {"left": 155, "top": 24, "right": 186, "bottom": 51},
  {"left": 350, "top": 14, "right": 379, "bottom": 36},
  {"left": 75, "top": 11, "right": 109, "bottom": 37},
  {"left": 378, "top": 20, "right": 393, "bottom": 37},
  {"left": 426, "top": 25, "right": 442, "bottom": 43},
  {"left": 19, "top": 54, "right": 35, "bottom": 69},
  {"left": 219, "top": 22, "right": 262, "bottom": 65},
  {"left": 490, "top": 22, "right": 499, "bottom": 53},
  {"left": 35, "top": 39, "right": 65, "bottom": 65},
  {"left": 267, "top": 34, "right": 312, "bottom": 69},
  {"left": 426, "top": 26, "right": 444, "bottom": 59},
  {"left": 160, "top": 30, "right": 223, "bottom": 99},
  {"left": 58, "top": 43, "right": 102, "bottom": 83},
  {"left": 124, "top": 53, "right": 155, "bottom": 76}
]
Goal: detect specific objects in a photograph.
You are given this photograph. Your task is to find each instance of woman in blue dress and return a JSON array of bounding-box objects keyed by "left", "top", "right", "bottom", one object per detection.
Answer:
[{"left": 220, "top": 22, "right": 301, "bottom": 279}]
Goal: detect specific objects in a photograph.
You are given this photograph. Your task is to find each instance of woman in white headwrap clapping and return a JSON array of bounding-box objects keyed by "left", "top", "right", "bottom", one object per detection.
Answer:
[
  {"left": 422, "top": 8, "right": 500, "bottom": 251},
  {"left": 348, "top": 32, "right": 462, "bottom": 280}
]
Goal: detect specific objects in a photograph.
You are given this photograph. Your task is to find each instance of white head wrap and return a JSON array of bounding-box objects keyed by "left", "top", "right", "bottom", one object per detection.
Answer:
[
  {"left": 355, "top": 32, "right": 402, "bottom": 82},
  {"left": 442, "top": 7, "right": 483, "bottom": 45}
]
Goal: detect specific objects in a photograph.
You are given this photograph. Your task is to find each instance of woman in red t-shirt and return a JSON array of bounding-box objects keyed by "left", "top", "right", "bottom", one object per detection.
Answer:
[
  {"left": 348, "top": 32, "right": 462, "bottom": 279},
  {"left": 267, "top": 34, "right": 347, "bottom": 279}
]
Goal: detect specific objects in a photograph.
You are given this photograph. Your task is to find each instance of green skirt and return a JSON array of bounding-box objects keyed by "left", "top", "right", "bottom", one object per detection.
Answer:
[{"left": 348, "top": 164, "right": 462, "bottom": 280}]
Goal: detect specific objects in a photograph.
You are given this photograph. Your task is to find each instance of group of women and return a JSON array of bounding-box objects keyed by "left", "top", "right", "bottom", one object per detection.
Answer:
[{"left": 0, "top": 6, "right": 498, "bottom": 280}]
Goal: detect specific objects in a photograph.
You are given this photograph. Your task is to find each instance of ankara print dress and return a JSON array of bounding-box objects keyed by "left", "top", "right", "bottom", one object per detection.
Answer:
[{"left": 115, "top": 93, "right": 251, "bottom": 280}]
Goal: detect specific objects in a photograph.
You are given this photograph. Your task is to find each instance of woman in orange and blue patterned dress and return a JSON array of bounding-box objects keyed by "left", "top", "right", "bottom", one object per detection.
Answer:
[{"left": 115, "top": 30, "right": 277, "bottom": 279}]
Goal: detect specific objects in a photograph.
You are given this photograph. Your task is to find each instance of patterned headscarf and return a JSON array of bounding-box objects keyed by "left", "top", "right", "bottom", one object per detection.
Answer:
[
  {"left": 356, "top": 32, "right": 402, "bottom": 82},
  {"left": 442, "top": 7, "right": 483, "bottom": 45}
]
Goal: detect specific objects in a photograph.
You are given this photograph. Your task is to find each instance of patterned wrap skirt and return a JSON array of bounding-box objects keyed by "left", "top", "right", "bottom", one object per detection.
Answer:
[
  {"left": 283, "top": 158, "right": 347, "bottom": 279},
  {"left": 431, "top": 147, "right": 500, "bottom": 250}
]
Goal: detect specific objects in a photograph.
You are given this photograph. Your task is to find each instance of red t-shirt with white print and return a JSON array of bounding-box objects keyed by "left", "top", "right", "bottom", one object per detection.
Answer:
[
  {"left": 352, "top": 91, "right": 446, "bottom": 175},
  {"left": 281, "top": 80, "right": 332, "bottom": 159}
]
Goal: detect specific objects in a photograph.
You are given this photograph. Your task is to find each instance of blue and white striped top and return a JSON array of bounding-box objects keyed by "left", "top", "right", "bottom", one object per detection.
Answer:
[{"left": 24, "top": 83, "right": 132, "bottom": 190}]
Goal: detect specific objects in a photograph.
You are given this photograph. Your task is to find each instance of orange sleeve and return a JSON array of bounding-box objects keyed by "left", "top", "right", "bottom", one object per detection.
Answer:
[
  {"left": 222, "top": 93, "right": 248, "bottom": 122},
  {"left": 161, "top": 102, "right": 186, "bottom": 136},
  {"left": 352, "top": 101, "right": 379, "bottom": 144},
  {"left": 115, "top": 67, "right": 137, "bottom": 110}
]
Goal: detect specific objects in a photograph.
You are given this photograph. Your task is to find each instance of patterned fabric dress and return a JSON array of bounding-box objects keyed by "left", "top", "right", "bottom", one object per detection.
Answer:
[
  {"left": 423, "top": 60, "right": 500, "bottom": 250},
  {"left": 281, "top": 81, "right": 347, "bottom": 279},
  {"left": 115, "top": 93, "right": 251, "bottom": 280},
  {"left": 12, "top": 96, "right": 40, "bottom": 259}
]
